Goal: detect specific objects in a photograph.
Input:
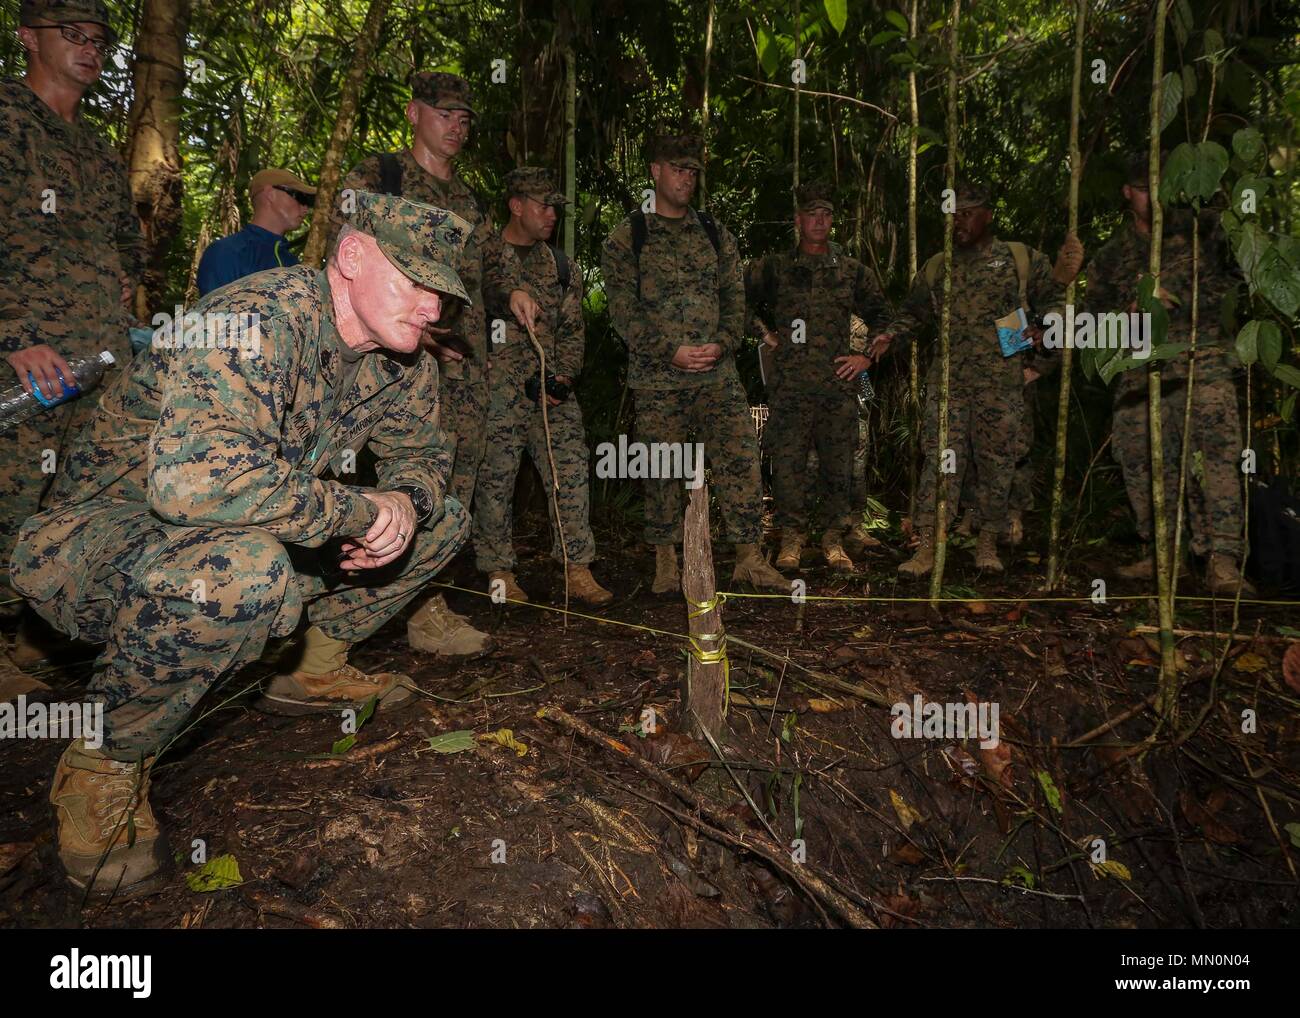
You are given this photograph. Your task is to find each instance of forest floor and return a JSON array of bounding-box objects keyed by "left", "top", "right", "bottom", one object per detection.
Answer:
[{"left": 2, "top": 505, "right": 1299, "bottom": 930}]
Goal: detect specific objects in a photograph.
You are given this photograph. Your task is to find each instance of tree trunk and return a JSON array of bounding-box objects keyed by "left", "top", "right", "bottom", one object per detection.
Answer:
[
  {"left": 302, "top": 0, "right": 392, "bottom": 268},
  {"left": 700, "top": 0, "right": 715, "bottom": 206},
  {"left": 683, "top": 485, "right": 726, "bottom": 743},
  {"left": 564, "top": 40, "right": 576, "bottom": 258},
  {"left": 125, "top": 0, "right": 188, "bottom": 316},
  {"left": 906, "top": 0, "right": 920, "bottom": 520},
  {"left": 1046, "top": 0, "right": 1087, "bottom": 590},
  {"left": 1145, "top": 0, "right": 1178, "bottom": 719},
  {"left": 929, "top": 0, "right": 962, "bottom": 604}
]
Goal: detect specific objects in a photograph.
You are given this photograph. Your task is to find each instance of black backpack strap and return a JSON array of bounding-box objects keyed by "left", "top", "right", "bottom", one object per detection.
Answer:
[
  {"left": 695, "top": 210, "right": 722, "bottom": 255},
  {"left": 630, "top": 210, "right": 648, "bottom": 300},
  {"left": 548, "top": 244, "right": 571, "bottom": 292},
  {"left": 377, "top": 152, "right": 402, "bottom": 197}
]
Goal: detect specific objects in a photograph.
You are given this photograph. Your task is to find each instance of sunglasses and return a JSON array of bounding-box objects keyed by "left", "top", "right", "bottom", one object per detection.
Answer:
[
  {"left": 28, "top": 24, "right": 113, "bottom": 57},
  {"left": 274, "top": 185, "right": 316, "bottom": 208}
]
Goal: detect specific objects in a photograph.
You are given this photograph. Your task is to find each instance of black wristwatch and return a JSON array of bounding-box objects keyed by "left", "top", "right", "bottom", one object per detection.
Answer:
[{"left": 392, "top": 485, "right": 434, "bottom": 524}]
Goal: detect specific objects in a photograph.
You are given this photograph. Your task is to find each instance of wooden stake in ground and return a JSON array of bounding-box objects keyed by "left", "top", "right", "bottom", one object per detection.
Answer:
[
  {"left": 301, "top": 0, "right": 392, "bottom": 268},
  {"left": 682, "top": 484, "right": 726, "bottom": 742},
  {"left": 928, "top": 0, "right": 962, "bottom": 604},
  {"left": 1046, "top": 0, "right": 1087, "bottom": 591},
  {"left": 905, "top": 0, "right": 921, "bottom": 520}
]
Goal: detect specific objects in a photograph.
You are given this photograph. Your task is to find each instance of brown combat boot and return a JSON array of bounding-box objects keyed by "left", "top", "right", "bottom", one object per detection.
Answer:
[
  {"left": 1115, "top": 546, "right": 1155, "bottom": 580},
  {"left": 974, "top": 528, "right": 1004, "bottom": 573},
  {"left": 953, "top": 513, "right": 976, "bottom": 539},
  {"left": 822, "top": 531, "right": 854, "bottom": 573},
  {"left": 897, "top": 528, "right": 935, "bottom": 578},
  {"left": 843, "top": 522, "right": 882, "bottom": 555},
  {"left": 732, "top": 543, "right": 788, "bottom": 591},
  {"left": 566, "top": 563, "right": 614, "bottom": 606},
  {"left": 775, "top": 531, "right": 804, "bottom": 571},
  {"left": 1005, "top": 510, "right": 1024, "bottom": 548},
  {"left": 1205, "top": 554, "right": 1256, "bottom": 597},
  {"left": 407, "top": 593, "right": 495, "bottom": 658},
  {"left": 488, "top": 570, "right": 529, "bottom": 603},
  {"left": 652, "top": 544, "right": 680, "bottom": 595},
  {"left": 49, "top": 739, "right": 169, "bottom": 898},
  {"left": 260, "top": 663, "right": 415, "bottom": 716},
  {"left": 0, "top": 655, "right": 50, "bottom": 704}
]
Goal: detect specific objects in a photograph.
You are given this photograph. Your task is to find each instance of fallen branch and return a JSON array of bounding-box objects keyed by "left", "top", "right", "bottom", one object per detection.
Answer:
[{"left": 302, "top": 737, "right": 402, "bottom": 768}]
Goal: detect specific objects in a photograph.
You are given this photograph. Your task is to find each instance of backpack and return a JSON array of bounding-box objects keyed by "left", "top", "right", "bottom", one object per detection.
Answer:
[
  {"left": 375, "top": 151, "right": 489, "bottom": 220},
  {"left": 1248, "top": 477, "right": 1300, "bottom": 593},
  {"left": 923, "top": 240, "right": 1030, "bottom": 310},
  {"left": 549, "top": 244, "right": 571, "bottom": 291},
  {"left": 629, "top": 207, "right": 721, "bottom": 299}
]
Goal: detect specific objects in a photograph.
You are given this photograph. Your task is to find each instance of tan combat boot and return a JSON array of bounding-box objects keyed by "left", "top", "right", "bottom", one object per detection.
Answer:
[
  {"left": 407, "top": 593, "right": 495, "bottom": 658},
  {"left": 897, "top": 528, "right": 935, "bottom": 578},
  {"left": 775, "top": 531, "right": 804, "bottom": 571},
  {"left": 843, "top": 522, "right": 882, "bottom": 556},
  {"left": 1206, "top": 554, "right": 1256, "bottom": 597},
  {"left": 1115, "top": 545, "right": 1155, "bottom": 580},
  {"left": 1006, "top": 510, "right": 1024, "bottom": 548},
  {"left": 732, "top": 543, "right": 788, "bottom": 591},
  {"left": 974, "top": 528, "right": 1004, "bottom": 573},
  {"left": 652, "top": 544, "right": 680, "bottom": 595},
  {"left": 0, "top": 655, "right": 50, "bottom": 704},
  {"left": 488, "top": 570, "right": 529, "bottom": 603},
  {"left": 50, "top": 739, "right": 169, "bottom": 898},
  {"left": 566, "top": 563, "right": 614, "bottom": 606},
  {"left": 261, "top": 664, "right": 415, "bottom": 715},
  {"left": 822, "top": 531, "right": 854, "bottom": 573},
  {"left": 953, "top": 512, "right": 976, "bottom": 539}
]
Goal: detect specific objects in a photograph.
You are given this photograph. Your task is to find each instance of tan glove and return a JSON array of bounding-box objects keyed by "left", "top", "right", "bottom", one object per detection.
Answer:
[{"left": 1052, "top": 233, "right": 1085, "bottom": 285}]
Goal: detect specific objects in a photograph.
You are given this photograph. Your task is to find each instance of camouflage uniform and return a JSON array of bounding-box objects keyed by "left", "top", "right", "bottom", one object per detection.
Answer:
[
  {"left": 0, "top": 75, "right": 144, "bottom": 592},
  {"left": 475, "top": 169, "right": 596, "bottom": 572},
  {"left": 329, "top": 73, "right": 491, "bottom": 508},
  {"left": 11, "top": 195, "right": 470, "bottom": 760},
  {"left": 887, "top": 229, "right": 1064, "bottom": 536},
  {"left": 745, "top": 185, "right": 885, "bottom": 534},
  {"left": 601, "top": 138, "right": 761, "bottom": 546},
  {"left": 1086, "top": 208, "right": 1243, "bottom": 556}
]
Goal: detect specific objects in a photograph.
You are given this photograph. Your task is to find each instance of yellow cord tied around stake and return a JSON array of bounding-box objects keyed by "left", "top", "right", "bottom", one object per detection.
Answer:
[{"left": 686, "top": 594, "right": 730, "bottom": 713}]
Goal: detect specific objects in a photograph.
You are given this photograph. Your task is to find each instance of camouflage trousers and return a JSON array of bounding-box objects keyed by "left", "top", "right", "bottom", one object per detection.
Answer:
[
  {"left": 765, "top": 387, "right": 856, "bottom": 533},
  {"left": 0, "top": 391, "right": 101, "bottom": 594},
  {"left": 12, "top": 497, "right": 468, "bottom": 760},
  {"left": 959, "top": 407, "right": 1035, "bottom": 516},
  {"left": 915, "top": 386, "right": 1028, "bottom": 535},
  {"left": 441, "top": 371, "right": 490, "bottom": 508},
  {"left": 634, "top": 373, "right": 763, "bottom": 546},
  {"left": 1112, "top": 369, "right": 1243, "bottom": 556},
  {"left": 473, "top": 378, "right": 596, "bottom": 573}
]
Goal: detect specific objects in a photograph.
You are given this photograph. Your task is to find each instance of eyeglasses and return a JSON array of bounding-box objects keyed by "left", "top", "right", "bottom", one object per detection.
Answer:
[
  {"left": 28, "top": 24, "right": 113, "bottom": 57},
  {"left": 273, "top": 185, "right": 316, "bottom": 208}
]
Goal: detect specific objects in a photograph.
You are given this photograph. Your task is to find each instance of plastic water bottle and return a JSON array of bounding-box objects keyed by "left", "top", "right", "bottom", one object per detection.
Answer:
[
  {"left": 0, "top": 350, "right": 116, "bottom": 433},
  {"left": 856, "top": 368, "right": 875, "bottom": 408}
]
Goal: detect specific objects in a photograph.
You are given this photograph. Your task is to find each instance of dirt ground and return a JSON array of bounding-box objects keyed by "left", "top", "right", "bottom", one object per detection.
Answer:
[{"left": 2, "top": 508, "right": 1298, "bottom": 930}]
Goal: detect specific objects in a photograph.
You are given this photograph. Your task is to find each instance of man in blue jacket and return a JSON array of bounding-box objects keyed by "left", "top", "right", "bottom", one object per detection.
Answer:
[{"left": 197, "top": 168, "right": 316, "bottom": 295}]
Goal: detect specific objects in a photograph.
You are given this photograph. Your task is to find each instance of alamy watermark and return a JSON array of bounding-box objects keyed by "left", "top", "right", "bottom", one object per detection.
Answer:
[
  {"left": 1041, "top": 307, "right": 1152, "bottom": 359},
  {"left": 594, "top": 434, "right": 705, "bottom": 490},
  {"left": 150, "top": 307, "right": 262, "bottom": 358},
  {"left": 0, "top": 696, "right": 104, "bottom": 749},
  {"left": 891, "top": 694, "right": 1000, "bottom": 749}
]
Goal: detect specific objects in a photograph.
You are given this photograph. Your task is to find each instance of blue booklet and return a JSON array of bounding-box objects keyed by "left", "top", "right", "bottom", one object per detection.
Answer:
[{"left": 996, "top": 307, "right": 1032, "bottom": 357}]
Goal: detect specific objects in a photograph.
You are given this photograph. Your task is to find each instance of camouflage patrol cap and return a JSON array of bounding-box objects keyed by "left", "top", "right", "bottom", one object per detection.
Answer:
[
  {"left": 349, "top": 191, "right": 472, "bottom": 303},
  {"left": 796, "top": 180, "right": 835, "bottom": 212},
  {"left": 504, "top": 167, "right": 568, "bottom": 206},
  {"left": 953, "top": 182, "right": 990, "bottom": 210},
  {"left": 411, "top": 72, "right": 477, "bottom": 117},
  {"left": 20, "top": 0, "right": 117, "bottom": 42},
  {"left": 650, "top": 134, "right": 706, "bottom": 171}
]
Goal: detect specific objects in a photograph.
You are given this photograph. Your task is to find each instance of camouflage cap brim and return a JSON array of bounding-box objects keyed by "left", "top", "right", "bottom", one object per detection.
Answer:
[
  {"left": 378, "top": 244, "right": 470, "bottom": 303},
  {"left": 669, "top": 158, "right": 704, "bottom": 172},
  {"left": 800, "top": 199, "right": 834, "bottom": 212}
]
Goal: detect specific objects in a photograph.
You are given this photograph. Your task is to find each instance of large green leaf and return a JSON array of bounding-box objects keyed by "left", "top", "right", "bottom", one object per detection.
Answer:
[
  {"left": 884, "top": 9, "right": 908, "bottom": 31},
  {"left": 1159, "top": 71, "right": 1183, "bottom": 133},
  {"left": 1232, "top": 127, "right": 1265, "bottom": 167},
  {"left": 425, "top": 730, "right": 476, "bottom": 754},
  {"left": 824, "top": 0, "right": 848, "bottom": 34},
  {"left": 1272, "top": 364, "right": 1300, "bottom": 390},
  {"left": 1233, "top": 221, "right": 1269, "bottom": 278},
  {"left": 755, "top": 26, "right": 779, "bottom": 77},
  {"left": 1161, "top": 141, "right": 1228, "bottom": 203},
  {"left": 1099, "top": 353, "right": 1143, "bottom": 385},
  {"left": 1235, "top": 320, "right": 1262, "bottom": 365},
  {"left": 1255, "top": 249, "right": 1300, "bottom": 319}
]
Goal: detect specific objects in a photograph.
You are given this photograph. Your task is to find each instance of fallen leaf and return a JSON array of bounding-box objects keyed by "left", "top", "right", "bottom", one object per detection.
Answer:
[
  {"left": 852, "top": 625, "right": 874, "bottom": 639},
  {"left": 1179, "top": 790, "right": 1241, "bottom": 845},
  {"left": 1090, "top": 859, "right": 1132, "bottom": 881},
  {"left": 477, "top": 728, "right": 529, "bottom": 757},
  {"left": 0, "top": 842, "right": 34, "bottom": 878},
  {"left": 186, "top": 854, "right": 243, "bottom": 893},
  {"left": 1285, "top": 823, "right": 1300, "bottom": 849},
  {"left": 423, "top": 730, "right": 476, "bottom": 754},
  {"left": 965, "top": 600, "right": 995, "bottom": 615},
  {"left": 889, "top": 842, "right": 925, "bottom": 866},
  {"left": 878, "top": 892, "right": 920, "bottom": 928},
  {"left": 1281, "top": 643, "right": 1300, "bottom": 693},
  {"left": 943, "top": 744, "right": 979, "bottom": 779},
  {"left": 889, "top": 789, "right": 924, "bottom": 830},
  {"left": 980, "top": 741, "right": 1014, "bottom": 788},
  {"left": 1036, "top": 770, "right": 1065, "bottom": 814},
  {"left": 639, "top": 731, "right": 709, "bottom": 783},
  {"left": 806, "top": 697, "right": 843, "bottom": 714},
  {"left": 1232, "top": 651, "right": 1270, "bottom": 674}
]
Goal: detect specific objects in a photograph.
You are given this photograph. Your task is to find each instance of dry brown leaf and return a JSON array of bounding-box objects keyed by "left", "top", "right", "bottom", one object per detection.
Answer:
[
  {"left": 1283, "top": 643, "right": 1300, "bottom": 694},
  {"left": 889, "top": 789, "right": 924, "bottom": 830},
  {"left": 1179, "top": 789, "right": 1241, "bottom": 845},
  {"left": 889, "top": 842, "right": 926, "bottom": 866},
  {"left": 1232, "top": 651, "right": 1270, "bottom": 675},
  {"left": 965, "top": 600, "right": 995, "bottom": 615},
  {"left": 980, "top": 741, "right": 1014, "bottom": 788},
  {"left": 0, "top": 842, "right": 34, "bottom": 878}
]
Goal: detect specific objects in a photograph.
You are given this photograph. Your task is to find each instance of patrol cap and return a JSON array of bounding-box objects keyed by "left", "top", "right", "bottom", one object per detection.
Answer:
[
  {"left": 20, "top": 0, "right": 117, "bottom": 42},
  {"left": 650, "top": 133, "right": 706, "bottom": 171},
  {"left": 504, "top": 167, "right": 568, "bottom": 206},
  {"left": 411, "top": 72, "right": 477, "bottom": 117},
  {"left": 1125, "top": 153, "right": 1159, "bottom": 187},
  {"left": 953, "top": 182, "right": 990, "bottom": 210},
  {"left": 249, "top": 168, "right": 317, "bottom": 197},
  {"left": 348, "top": 191, "right": 472, "bottom": 303},
  {"left": 796, "top": 180, "right": 835, "bottom": 212}
]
